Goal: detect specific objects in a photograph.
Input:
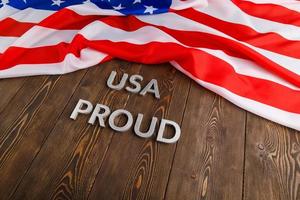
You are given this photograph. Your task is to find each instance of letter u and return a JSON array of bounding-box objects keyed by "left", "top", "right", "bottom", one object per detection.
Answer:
[
  {"left": 107, "top": 70, "right": 129, "bottom": 90},
  {"left": 134, "top": 114, "right": 158, "bottom": 138}
]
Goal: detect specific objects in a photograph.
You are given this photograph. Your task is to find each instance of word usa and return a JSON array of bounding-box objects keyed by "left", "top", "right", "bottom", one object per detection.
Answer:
[
  {"left": 70, "top": 99, "right": 181, "bottom": 144},
  {"left": 107, "top": 70, "right": 160, "bottom": 99}
]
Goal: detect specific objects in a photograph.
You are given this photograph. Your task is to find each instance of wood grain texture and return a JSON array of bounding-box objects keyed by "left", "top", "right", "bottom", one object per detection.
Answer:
[
  {"left": 244, "top": 113, "right": 300, "bottom": 200},
  {"left": 0, "top": 77, "right": 27, "bottom": 113},
  {"left": 0, "top": 70, "right": 86, "bottom": 199},
  {"left": 0, "top": 76, "right": 48, "bottom": 132},
  {"left": 88, "top": 63, "right": 191, "bottom": 200},
  {"left": 165, "top": 82, "right": 246, "bottom": 200},
  {"left": 10, "top": 60, "right": 140, "bottom": 200},
  {"left": 48, "top": 61, "right": 141, "bottom": 200},
  {"left": 0, "top": 59, "right": 299, "bottom": 200}
]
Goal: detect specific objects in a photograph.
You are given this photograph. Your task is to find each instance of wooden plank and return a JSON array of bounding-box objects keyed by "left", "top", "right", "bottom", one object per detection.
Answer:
[
  {"left": 88, "top": 64, "right": 191, "bottom": 200},
  {"left": 10, "top": 60, "right": 142, "bottom": 199},
  {"left": 0, "top": 70, "right": 86, "bottom": 199},
  {"left": 0, "top": 77, "right": 27, "bottom": 113},
  {"left": 0, "top": 76, "right": 48, "bottom": 133},
  {"left": 244, "top": 113, "right": 300, "bottom": 200},
  {"left": 5, "top": 60, "right": 299, "bottom": 200},
  {"left": 165, "top": 83, "right": 246, "bottom": 200}
]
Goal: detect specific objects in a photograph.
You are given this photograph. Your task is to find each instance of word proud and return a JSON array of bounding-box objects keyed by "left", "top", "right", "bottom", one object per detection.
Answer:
[{"left": 70, "top": 99, "right": 181, "bottom": 144}]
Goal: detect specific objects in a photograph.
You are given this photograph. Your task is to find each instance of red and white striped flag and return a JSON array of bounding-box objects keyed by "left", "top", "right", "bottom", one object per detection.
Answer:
[{"left": 1, "top": 0, "right": 300, "bottom": 131}]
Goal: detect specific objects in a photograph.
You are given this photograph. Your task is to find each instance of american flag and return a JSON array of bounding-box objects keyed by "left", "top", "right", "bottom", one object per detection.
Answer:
[{"left": 1, "top": 0, "right": 300, "bottom": 131}]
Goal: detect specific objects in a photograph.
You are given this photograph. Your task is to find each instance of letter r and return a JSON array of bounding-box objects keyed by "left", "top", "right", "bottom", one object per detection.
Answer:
[{"left": 88, "top": 104, "right": 111, "bottom": 127}]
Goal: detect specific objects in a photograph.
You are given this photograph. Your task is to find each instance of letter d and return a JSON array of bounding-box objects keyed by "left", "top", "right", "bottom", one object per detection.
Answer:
[
  {"left": 70, "top": 99, "right": 93, "bottom": 120},
  {"left": 157, "top": 119, "right": 181, "bottom": 144}
]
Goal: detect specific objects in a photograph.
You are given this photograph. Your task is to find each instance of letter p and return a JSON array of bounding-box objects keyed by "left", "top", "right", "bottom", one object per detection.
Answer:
[{"left": 70, "top": 99, "right": 93, "bottom": 120}]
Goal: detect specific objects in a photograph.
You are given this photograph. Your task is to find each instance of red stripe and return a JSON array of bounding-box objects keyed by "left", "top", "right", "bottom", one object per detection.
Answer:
[
  {"left": 232, "top": 0, "right": 300, "bottom": 27},
  {"left": 101, "top": 16, "right": 249, "bottom": 59},
  {"left": 39, "top": 7, "right": 300, "bottom": 60},
  {"left": 0, "top": 18, "right": 35, "bottom": 37},
  {"left": 2, "top": 14, "right": 300, "bottom": 88},
  {"left": 175, "top": 8, "right": 300, "bottom": 59},
  {"left": 0, "top": 8, "right": 105, "bottom": 37},
  {"left": 6, "top": 6, "right": 300, "bottom": 61},
  {"left": 0, "top": 42, "right": 81, "bottom": 69},
  {"left": 1, "top": 35, "right": 300, "bottom": 114},
  {"left": 100, "top": 15, "right": 300, "bottom": 88},
  {"left": 94, "top": 40, "right": 300, "bottom": 114},
  {"left": 39, "top": 8, "right": 105, "bottom": 29},
  {"left": 4, "top": 6, "right": 299, "bottom": 61},
  {"left": 1, "top": 4, "right": 300, "bottom": 129},
  {"left": 175, "top": 49, "right": 300, "bottom": 114}
]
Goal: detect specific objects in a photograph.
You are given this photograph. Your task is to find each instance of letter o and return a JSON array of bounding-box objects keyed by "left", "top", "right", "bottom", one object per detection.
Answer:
[{"left": 109, "top": 109, "right": 133, "bottom": 132}]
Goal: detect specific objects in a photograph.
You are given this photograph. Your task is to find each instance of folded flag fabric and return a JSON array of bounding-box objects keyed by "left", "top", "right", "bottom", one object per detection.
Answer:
[{"left": 1, "top": 0, "right": 300, "bottom": 131}]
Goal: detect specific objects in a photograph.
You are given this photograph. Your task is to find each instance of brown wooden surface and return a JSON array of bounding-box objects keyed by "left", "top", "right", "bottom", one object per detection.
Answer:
[{"left": 0, "top": 60, "right": 299, "bottom": 200}]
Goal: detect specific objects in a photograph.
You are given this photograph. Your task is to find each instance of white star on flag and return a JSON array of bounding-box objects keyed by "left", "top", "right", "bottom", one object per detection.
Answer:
[
  {"left": 52, "top": 0, "right": 65, "bottom": 6},
  {"left": 0, "top": 0, "right": 9, "bottom": 6},
  {"left": 113, "top": 3, "right": 125, "bottom": 10},
  {"left": 133, "top": 0, "right": 141, "bottom": 4},
  {"left": 144, "top": 5, "right": 157, "bottom": 14}
]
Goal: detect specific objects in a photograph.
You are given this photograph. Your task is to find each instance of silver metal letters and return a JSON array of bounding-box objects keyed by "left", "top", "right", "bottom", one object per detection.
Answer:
[
  {"left": 70, "top": 70, "right": 181, "bottom": 143},
  {"left": 70, "top": 100, "right": 181, "bottom": 144},
  {"left": 107, "top": 71, "right": 160, "bottom": 99}
]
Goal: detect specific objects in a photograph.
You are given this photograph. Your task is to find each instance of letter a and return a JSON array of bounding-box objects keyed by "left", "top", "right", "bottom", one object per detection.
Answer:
[{"left": 140, "top": 79, "right": 160, "bottom": 99}]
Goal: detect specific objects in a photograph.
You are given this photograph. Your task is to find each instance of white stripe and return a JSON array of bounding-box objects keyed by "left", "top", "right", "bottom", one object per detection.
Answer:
[
  {"left": 172, "top": 61, "right": 300, "bottom": 131},
  {"left": 170, "top": 0, "right": 207, "bottom": 10},
  {"left": 12, "top": 26, "right": 78, "bottom": 47},
  {"left": 9, "top": 8, "right": 54, "bottom": 23},
  {"left": 244, "top": 0, "right": 300, "bottom": 13},
  {"left": 197, "top": 0, "right": 300, "bottom": 41},
  {"left": 0, "top": 6, "right": 54, "bottom": 23},
  {"left": 3, "top": 15, "right": 300, "bottom": 80},
  {"left": 79, "top": 21, "right": 299, "bottom": 90},
  {"left": 137, "top": 12, "right": 300, "bottom": 75},
  {"left": 0, "top": 36, "right": 17, "bottom": 53},
  {"left": 2, "top": 44, "right": 300, "bottom": 132},
  {"left": 201, "top": 48, "right": 300, "bottom": 91},
  {"left": 67, "top": 3, "right": 123, "bottom": 16},
  {"left": 1, "top": 9, "right": 300, "bottom": 91},
  {"left": 3, "top": 20, "right": 299, "bottom": 92},
  {"left": 1, "top": 21, "right": 177, "bottom": 48},
  {"left": 80, "top": 21, "right": 178, "bottom": 44},
  {"left": 0, "top": 48, "right": 107, "bottom": 78},
  {"left": 0, "top": 5, "right": 19, "bottom": 20},
  {"left": 78, "top": 20, "right": 300, "bottom": 90}
]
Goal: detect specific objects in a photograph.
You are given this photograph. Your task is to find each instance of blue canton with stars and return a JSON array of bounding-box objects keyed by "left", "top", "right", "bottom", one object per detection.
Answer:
[{"left": 0, "top": 0, "right": 172, "bottom": 15}]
